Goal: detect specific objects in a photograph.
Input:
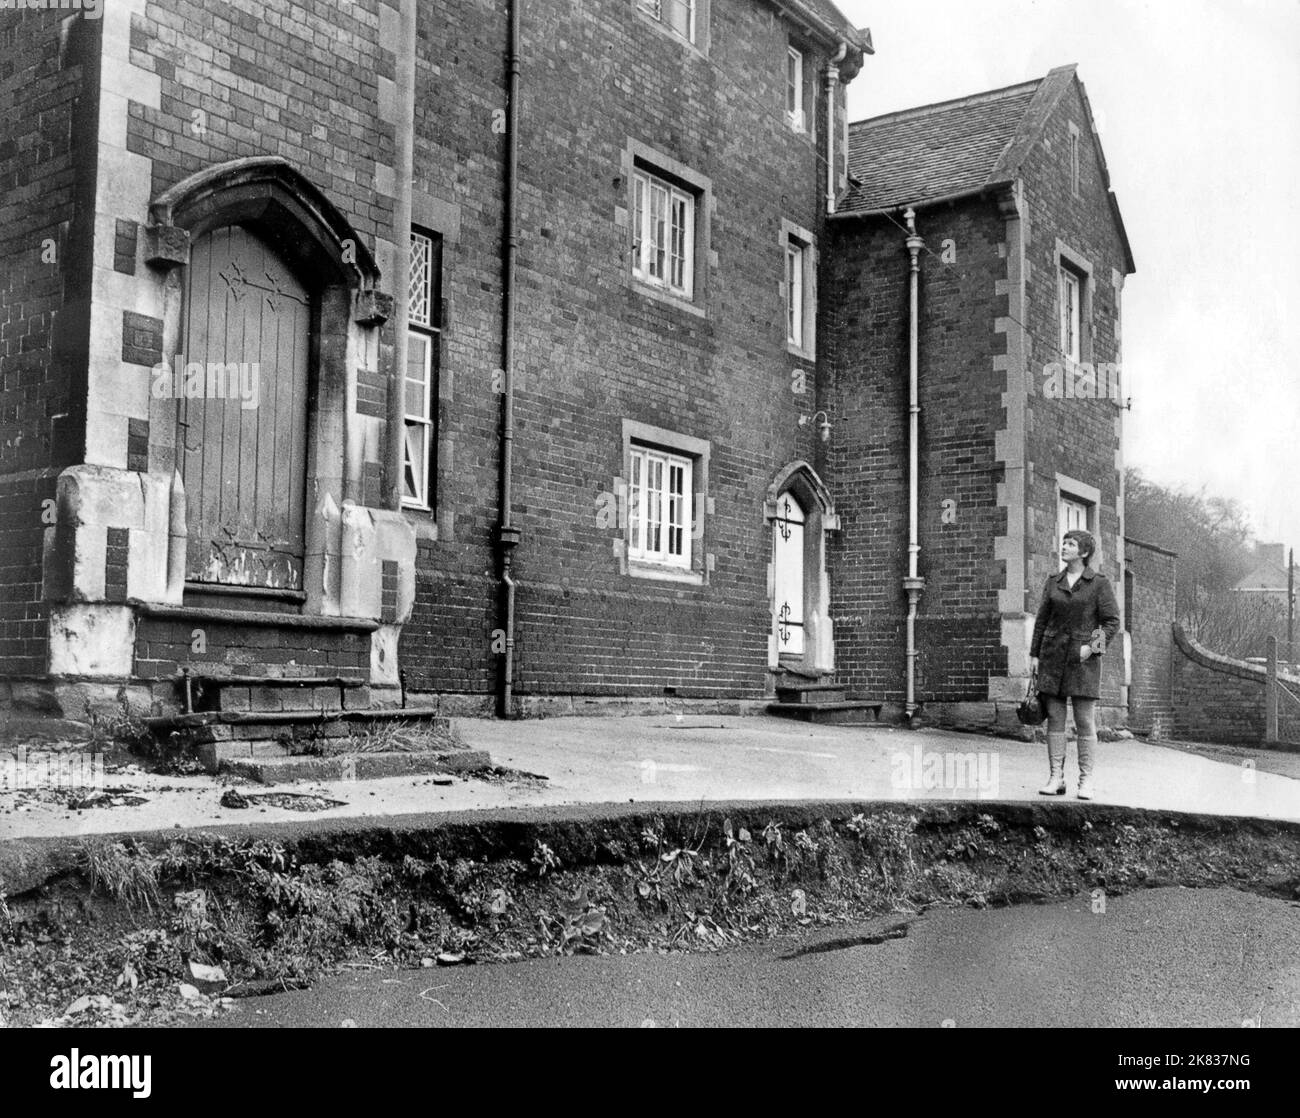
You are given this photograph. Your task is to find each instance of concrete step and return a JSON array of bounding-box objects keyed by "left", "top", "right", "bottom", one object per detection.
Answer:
[
  {"left": 766, "top": 700, "right": 883, "bottom": 726},
  {"left": 775, "top": 682, "right": 847, "bottom": 704},
  {"left": 219, "top": 749, "right": 493, "bottom": 784}
]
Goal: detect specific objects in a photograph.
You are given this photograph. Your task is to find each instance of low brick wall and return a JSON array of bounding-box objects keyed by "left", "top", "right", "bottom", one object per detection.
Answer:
[
  {"left": 1125, "top": 538, "right": 1176, "bottom": 733},
  {"left": 1169, "top": 622, "right": 1300, "bottom": 746}
]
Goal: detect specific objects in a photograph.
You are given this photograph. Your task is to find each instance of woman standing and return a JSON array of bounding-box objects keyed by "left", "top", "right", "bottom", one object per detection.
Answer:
[{"left": 1029, "top": 529, "right": 1121, "bottom": 799}]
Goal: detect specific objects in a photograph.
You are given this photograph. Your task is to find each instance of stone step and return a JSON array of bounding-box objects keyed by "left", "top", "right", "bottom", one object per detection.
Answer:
[
  {"left": 219, "top": 749, "right": 492, "bottom": 784},
  {"left": 181, "top": 675, "right": 372, "bottom": 714},
  {"left": 148, "top": 707, "right": 453, "bottom": 768},
  {"left": 766, "top": 700, "right": 883, "bottom": 725},
  {"left": 197, "top": 739, "right": 294, "bottom": 769},
  {"left": 775, "top": 682, "right": 847, "bottom": 704}
]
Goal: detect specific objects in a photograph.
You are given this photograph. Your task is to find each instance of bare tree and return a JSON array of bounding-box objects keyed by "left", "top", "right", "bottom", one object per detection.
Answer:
[{"left": 1124, "top": 468, "right": 1255, "bottom": 624}]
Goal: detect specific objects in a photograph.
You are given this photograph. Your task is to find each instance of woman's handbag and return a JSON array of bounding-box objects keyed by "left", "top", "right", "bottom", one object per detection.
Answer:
[{"left": 1016, "top": 669, "right": 1046, "bottom": 726}]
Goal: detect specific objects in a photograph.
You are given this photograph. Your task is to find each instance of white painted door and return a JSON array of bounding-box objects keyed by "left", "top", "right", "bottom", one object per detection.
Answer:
[{"left": 773, "top": 492, "right": 806, "bottom": 656}]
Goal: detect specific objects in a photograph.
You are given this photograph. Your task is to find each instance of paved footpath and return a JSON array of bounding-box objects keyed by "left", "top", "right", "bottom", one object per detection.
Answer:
[{"left": 2, "top": 715, "right": 1298, "bottom": 842}]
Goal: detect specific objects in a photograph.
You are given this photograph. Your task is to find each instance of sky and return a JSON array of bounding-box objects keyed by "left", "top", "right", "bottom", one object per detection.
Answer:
[{"left": 834, "top": 0, "right": 1300, "bottom": 554}]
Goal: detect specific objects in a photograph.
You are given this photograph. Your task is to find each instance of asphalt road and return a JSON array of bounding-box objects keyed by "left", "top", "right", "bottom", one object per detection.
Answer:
[{"left": 207, "top": 887, "right": 1300, "bottom": 1028}]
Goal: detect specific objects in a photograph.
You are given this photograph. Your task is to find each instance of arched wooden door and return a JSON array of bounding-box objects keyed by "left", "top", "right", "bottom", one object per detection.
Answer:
[
  {"left": 772, "top": 491, "right": 806, "bottom": 656},
  {"left": 179, "top": 225, "right": 310, "bottom": 590}
]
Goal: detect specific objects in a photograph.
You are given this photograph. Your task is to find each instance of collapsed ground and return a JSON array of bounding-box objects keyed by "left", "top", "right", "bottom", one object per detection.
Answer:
[{"left": 2, "top": 800, "right": 1298, "bottom": 1027}]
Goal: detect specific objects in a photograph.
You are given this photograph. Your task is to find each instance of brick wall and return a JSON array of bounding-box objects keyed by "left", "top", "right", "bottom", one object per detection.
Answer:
[
  {"left": 399, "top": 0, "right": 853, "bottom": 700},
  {"left": 0, "top": 10, "right": 99, "bottom": 675},
  {"left": 1169, "top": 621, "right": 1300, "bottom": 746},
  {"left": 126, "top": 0, "right": 395, "bottom": 246},
  {"left": 823, "top": 202, "right": 1009, "bottom": 704},
  {"left": 1124, "top": 536, "right": 1176, "bottom": 732},
  {"left": 134, "top": 616, "right": 370, "bottom": 685}
]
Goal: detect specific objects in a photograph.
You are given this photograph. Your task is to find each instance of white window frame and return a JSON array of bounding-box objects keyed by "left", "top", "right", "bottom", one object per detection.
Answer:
[
  {"left": 1058, "top": 264, "right": 1082, "bottom": 365},
  {"left": 403, "top": 229, "right": 438, "bottom": 510},
  {"left": 632, "top": 167, "right": 695, "bottom": 300},
  {"left": 786, "top": 46, "right": 804, "bottom": 131},
  {"left": 628, "top": 445, "right": 693, "bottom": 569},
  {"left": 1055, "top": 473, "right": 1102, "bottom": 570},
  {"left": 781, "top": 219, "right": 816, "bottom": 358},
  {"left": 637, "top": 0, "right": 696, "bottom": 45},
  {"left": 786, "top": 240, "right": 804, "bottom": 346}
]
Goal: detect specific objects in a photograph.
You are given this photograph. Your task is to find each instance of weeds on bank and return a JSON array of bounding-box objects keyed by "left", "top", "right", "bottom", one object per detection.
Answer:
[
  {"left": 85, "top": 697, "right": 152, "bottom": 752},
  {"left": 7, "top": 809, "right": 1285, "bottom": 1027},
  {"left": 82, "top": 840, "right": 161, "bottom": 913}
]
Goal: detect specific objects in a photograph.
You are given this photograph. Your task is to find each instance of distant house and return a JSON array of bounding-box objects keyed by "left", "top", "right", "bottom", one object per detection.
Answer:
[{"left": 1232, "top": 543, "right": 1297, "bottom": 601}]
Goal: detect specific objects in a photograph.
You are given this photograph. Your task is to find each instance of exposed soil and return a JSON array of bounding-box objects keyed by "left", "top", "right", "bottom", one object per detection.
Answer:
[{"left": 2, "top": 800, "right": 1298, "bottom": 1027}]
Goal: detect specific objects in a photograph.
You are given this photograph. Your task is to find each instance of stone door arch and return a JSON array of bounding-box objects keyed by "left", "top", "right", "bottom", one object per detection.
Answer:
[{"left": 765, "top": 461, "right": 838, "bottom": 673}]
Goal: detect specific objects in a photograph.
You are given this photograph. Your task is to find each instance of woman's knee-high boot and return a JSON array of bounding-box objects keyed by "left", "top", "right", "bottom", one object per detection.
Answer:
[
  {"left": 1037, "top": 731, "right": 1067, "bottom": 795},
  {"left": 1077, "top": 735, "right": 1097, "bottom": 799}
]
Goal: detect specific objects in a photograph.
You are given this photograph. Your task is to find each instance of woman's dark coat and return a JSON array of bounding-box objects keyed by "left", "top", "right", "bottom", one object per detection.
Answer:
[{"left": 1030, "top": 566, "right": 1121, "bottom": 699}]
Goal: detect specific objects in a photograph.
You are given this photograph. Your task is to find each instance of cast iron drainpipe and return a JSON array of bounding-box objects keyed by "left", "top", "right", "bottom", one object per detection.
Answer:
[
  {"left": 824, "top": 40, "right": 847, "bottom": 215},
  {"left": 496, "top": 0, "right": 522, "bottom": 718},
  {"left": 903, "top": 207, "right": 926, "bottom": 720}
]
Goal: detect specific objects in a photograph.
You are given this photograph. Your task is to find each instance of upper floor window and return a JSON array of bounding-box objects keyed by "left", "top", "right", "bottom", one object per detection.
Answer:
[
  {"left": 786, "top": 241, "right": 803, "bottom": 345},
  {"left": 638, "top": 0, "right": 695, "bottom": 44},
  {"left": 1068, "top": 122, "right": 1081, "bottom": 196},
  {"left": 1058, "top": 264, "right": 1082, "bottom": 365},
  {"left": 404, "top": 229, "right": 441, "bottom": 509},
  {"left": 786, "top": 47, "right": 804, "bottom": 130},
  {"left": 632, "top": 167, "right": 695, "bottom": 299},
  {"left": 782, "top": 220, "right": 815, "bottom": 357}
]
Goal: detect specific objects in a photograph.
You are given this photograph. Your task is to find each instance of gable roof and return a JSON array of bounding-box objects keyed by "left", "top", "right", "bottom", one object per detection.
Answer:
[
  {"left": 1232, "top": 559, "right": 1298, "bottom": 592},
  {"left": 838, "top": 65, "right": 1134, "bottom": 273},
  {"left": 773, "top": 0, "right": 873, "bottom": 72}
]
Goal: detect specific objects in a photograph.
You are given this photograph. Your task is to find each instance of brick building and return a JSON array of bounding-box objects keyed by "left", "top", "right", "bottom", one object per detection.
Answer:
[
  {"left": 823, "top": 66, "right": 1136, "bottom": 731},
  {"left": 0, "top": 0, "right": 1150, "bottom": 744}
]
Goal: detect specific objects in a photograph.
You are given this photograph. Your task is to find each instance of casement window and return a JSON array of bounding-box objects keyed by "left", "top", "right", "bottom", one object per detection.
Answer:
[
  {"left": 786, "top": 241, "right": 804, "bottom": 345},
  {"left": 628, "top": 444, "right": 692, "bottom": 568},
  {"left": 1058, "top": 264, "right": 1082, "bottom": 365},
  {"left": 781, "top": 220, "right": 815, "bottom": 357},
  {"left": 632, "top": 167, "right": 695, "bottom": 299},
  {"left": 403, "top": 229, "right": 441, "bottom": 510},
  {"left": 786, "top": 46, "right": 804, "bottom": 130},
  {"left": 637, "top": 0, "right": 696, "bottom": 44}
]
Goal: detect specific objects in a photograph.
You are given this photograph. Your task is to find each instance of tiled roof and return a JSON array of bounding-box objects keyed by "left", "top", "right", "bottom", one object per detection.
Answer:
[
  {"left": 777, "top": 0, "right": 872, "bottom": 55},
  {"left": 801, "top": 0, "right": 860, "bottom": 39},
  {"left": 841, "top": 67, "right": 1072, "bottom": 215},
  {"left": 1233, "top": 561, "right": 1298, "bottom": 592}
]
